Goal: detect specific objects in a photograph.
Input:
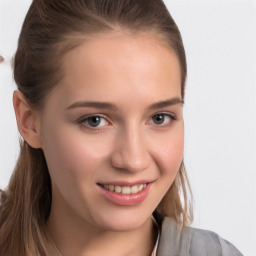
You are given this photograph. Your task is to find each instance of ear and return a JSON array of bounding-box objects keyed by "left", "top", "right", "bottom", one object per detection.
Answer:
[{"left": 13, "top": 90, "right": 42, "bottom": 148}]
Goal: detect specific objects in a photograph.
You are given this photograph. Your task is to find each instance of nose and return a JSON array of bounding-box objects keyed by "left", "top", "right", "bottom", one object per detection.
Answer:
[{"left": 111, "top": 126, "right": 151, "bottom": 173}]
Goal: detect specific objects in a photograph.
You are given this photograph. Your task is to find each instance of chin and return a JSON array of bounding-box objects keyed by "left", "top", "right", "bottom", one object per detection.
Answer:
[
  {"left": 92, "top": 211, "right": 150, "bottom": 232},
  {"left": 100, "top": 221, "right": 143, "bottom": 232}
]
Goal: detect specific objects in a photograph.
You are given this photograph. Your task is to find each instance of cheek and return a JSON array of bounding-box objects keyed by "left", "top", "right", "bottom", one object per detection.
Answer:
[
  {"left": 146, "top": 124, "right": 184, "bottom": 207},
  {"left": 41, "top": 125, "right": 110, "bottom": 189},
  {"left": 151, "top": 125, "right": 184, "bottom": 176}
]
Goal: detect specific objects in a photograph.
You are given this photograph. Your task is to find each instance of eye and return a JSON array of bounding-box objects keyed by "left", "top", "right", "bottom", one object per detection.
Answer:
[
  {"left": 150, "top": 113, "right": 176, "bottom": 126},
  {"left": 77, "top": 115, "right": 109, "bottom": 129}
]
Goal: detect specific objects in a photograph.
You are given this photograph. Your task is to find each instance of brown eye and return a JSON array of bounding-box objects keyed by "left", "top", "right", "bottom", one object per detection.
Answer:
[
  {"left": 152, "top": 114, "right": 165, "bottom": 124},
  {"left": 150, "top": 113, "right": 176, "bottom": 126}
]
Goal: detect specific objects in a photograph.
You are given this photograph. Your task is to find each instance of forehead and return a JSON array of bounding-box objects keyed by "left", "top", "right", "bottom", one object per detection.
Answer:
[{"left": 48, "top": 32, "right": 181, "bottom": 109}]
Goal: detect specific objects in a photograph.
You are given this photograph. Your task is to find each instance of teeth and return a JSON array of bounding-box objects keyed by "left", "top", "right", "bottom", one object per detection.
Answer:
[
  {"left": 109, "top": 185, "right": 115, "bottom": 191},
  {"left": 102, "top": 184, "right": 147, "bottom": 194},
  {"left": 121, "top": 186, "right": 131, "bottom": 194},
  {"left": 131, "top": 185, "right": 138, "bottom": 193},
  {"left": 115, "top": 185, "right": 122, "bottom": 193}
]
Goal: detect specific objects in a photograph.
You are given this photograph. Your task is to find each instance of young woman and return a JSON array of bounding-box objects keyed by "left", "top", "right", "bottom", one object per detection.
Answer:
[{"left": 0, "top": 1, "right": 243, "bottom": 255}]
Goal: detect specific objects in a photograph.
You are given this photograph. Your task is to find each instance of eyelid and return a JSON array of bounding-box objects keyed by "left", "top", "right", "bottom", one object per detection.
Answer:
[
  {"left": 75, "top": 111, "right": 177, "bottom": 131},
  {"left": 147, "top": 112, "right": 177, "bottom": 126},
  {"left": 76, "top": 113, "right": 109, "bottom": 123},
  {"left": 76, "top": 114, "right": 110, "bottom": 130},
  {"left": 151, "top": 111, "right": 177, "bottom": 120}
]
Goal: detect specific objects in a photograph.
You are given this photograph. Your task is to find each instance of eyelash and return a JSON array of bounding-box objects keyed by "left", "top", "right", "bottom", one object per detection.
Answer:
[
  {"left": 76, "top": 113, "right": 177, "bottom": 131},
  {"left": 76, "top": 114, "right": 109, "bottom": 131},
  {"left": 149, "top": 113, "right": 177, "bottom": 127}
]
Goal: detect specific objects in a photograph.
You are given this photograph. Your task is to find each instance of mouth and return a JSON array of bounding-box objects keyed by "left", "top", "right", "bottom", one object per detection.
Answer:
[
  {"left": 97, "top": 181, "right": 153, "bottom": 206},
  {"left": 98, "top": 183, "right": 147, "bottom": 195}
]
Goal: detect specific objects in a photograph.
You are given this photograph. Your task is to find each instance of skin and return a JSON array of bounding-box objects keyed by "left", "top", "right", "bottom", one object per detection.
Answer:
[{"left": 13, "top": 32, "right": 184, "bottom": 256}]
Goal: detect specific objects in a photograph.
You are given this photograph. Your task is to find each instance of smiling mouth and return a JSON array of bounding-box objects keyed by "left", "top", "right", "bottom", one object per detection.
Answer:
[{"left": 98, "top": 183, "right": 148, "bottom": 195}]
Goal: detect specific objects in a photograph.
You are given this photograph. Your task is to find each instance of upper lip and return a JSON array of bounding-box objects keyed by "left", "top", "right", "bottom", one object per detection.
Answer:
[{"left": 97, "top": 180, "right": 155, "bottom": 186}]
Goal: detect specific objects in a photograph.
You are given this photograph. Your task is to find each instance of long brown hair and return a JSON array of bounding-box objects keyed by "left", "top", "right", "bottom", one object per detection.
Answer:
[{"left": 0, "top": 1, "right": 193, "bottom": 255}]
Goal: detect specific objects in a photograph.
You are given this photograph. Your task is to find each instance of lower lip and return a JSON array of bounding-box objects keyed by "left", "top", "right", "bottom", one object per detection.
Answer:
[{"left": 97, "top": 183, "right": 151, "bottom": 206}]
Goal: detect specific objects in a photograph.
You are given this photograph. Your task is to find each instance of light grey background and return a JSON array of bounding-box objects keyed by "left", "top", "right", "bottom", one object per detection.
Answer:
[{"left": 0, "top": 1, "right": 255, "bottom": 255}]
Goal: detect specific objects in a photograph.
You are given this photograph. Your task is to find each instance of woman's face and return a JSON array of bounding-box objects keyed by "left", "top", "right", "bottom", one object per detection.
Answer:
[{"left": 39, "top": 32, "right": 184, "bottom": 231}]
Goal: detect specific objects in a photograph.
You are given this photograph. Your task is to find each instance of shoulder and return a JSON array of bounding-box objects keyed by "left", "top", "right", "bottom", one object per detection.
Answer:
[
  {"left": 185, "top": 225, "right": 243, "bottom": 256},
  {"left": 155, "top": 215, "right": 243, "bottom": 256}
]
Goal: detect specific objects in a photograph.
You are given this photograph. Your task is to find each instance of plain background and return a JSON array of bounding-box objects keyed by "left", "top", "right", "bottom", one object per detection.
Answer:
[{"left": 0, "top": 0, "right": 255, "bottom": 255}]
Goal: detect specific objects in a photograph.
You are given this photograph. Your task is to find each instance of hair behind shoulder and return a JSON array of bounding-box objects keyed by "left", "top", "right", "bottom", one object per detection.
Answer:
[{"left": 0, "top": 1, "right": 193, "bottom": 255}]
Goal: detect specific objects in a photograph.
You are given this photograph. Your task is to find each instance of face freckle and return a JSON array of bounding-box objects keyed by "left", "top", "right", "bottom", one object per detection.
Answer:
[{"left": 41, "top": 32, "right": 184, "bottom": 232}]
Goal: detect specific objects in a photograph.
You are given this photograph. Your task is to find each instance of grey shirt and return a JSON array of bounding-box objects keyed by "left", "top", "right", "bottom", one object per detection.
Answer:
[{"left": 154, "top": 213, "right": 243, "bottom": 256}]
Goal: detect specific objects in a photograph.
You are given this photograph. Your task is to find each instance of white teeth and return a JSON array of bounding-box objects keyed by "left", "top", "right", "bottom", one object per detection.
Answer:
[
  {"left": 131, "top": 185, "right": 139, "bottom": 193},
  {"left": 121, "top": 186, "right": 131, "bottom": 194},
  {"left": 102, "top": 183, "right": 147, "bottom": 194},
  {"left": 114, "top": 185, "right": 122, "bottom": 193}
]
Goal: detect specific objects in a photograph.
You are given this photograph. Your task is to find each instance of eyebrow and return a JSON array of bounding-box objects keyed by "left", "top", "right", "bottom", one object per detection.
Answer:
[
  {"left": 148, "top": 98, "right": 184, "bottom": 110},
  {"left": 65, "top": 97, "right": 184, "bottom": 111}
]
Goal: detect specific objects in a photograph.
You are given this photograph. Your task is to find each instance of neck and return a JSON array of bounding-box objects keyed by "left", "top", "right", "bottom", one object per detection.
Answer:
[{"left": 46, "top": 186, "right": 158, "bottom": 256}]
